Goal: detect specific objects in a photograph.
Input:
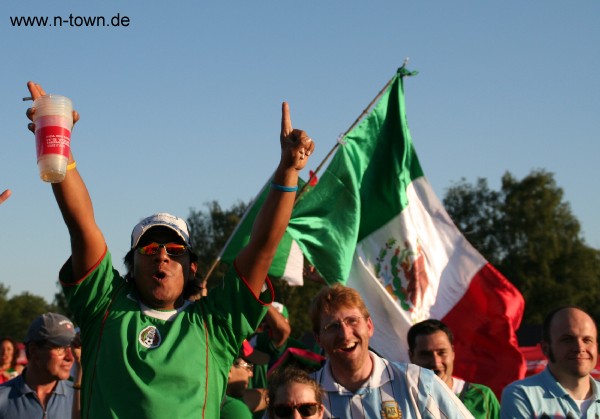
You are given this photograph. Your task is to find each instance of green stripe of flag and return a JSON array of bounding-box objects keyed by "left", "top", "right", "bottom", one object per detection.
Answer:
[
  {"left": 221, "top": 177, "right": 306, "bottom": 283},
  {"left": 287, "top": 68, "right": 422, "bottom": 284}
]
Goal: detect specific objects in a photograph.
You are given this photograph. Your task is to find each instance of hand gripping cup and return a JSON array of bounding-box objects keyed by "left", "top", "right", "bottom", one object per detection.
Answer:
[{"left": 32, "top": 95, "right": 73, "bottom": 183}]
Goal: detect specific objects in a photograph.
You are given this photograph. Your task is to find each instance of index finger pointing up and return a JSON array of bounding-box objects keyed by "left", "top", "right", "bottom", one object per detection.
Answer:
[{"left": 280, "top": 102, "right": 292, "bottom": 139}]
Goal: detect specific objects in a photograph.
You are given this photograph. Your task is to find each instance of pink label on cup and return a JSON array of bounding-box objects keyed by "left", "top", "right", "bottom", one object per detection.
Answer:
[{"left": 36, "top": 125, "right": 71, "bottom": 160}]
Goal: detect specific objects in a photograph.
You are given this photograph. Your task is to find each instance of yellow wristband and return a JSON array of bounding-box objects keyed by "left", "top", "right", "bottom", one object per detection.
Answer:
[
  {"left": 72, "top": 383, "right": 82, "bottom": 390},
  {"left": 66, "top": 161, "right": 77, "bottom": 171}
]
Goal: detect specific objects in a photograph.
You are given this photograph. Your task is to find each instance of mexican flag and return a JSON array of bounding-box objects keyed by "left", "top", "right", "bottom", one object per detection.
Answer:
[
  {"left": 285, "top": 67, "right": 526, "bottom": 396},
  {"left": 220, "top": 179, "right": 306, "bottom": 286}
]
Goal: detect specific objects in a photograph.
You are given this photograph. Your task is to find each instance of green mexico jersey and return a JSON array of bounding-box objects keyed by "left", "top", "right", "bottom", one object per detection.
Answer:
[
  {"left": 60, "top": 250, "right": 271, "bottom": 419},
  {"left": 457, "top": 380, "right": 500, "bottom": 419}
]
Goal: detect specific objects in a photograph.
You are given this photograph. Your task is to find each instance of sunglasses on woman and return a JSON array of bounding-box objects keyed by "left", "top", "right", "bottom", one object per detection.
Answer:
[
  {"left": 273, "top": 402, "right": 319, "bottom": 417},
  {"left": 137, "top": 242, "right": 188, "bottom": 256}
]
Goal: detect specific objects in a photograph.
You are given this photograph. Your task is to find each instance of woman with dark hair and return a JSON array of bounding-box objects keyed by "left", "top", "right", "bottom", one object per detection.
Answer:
[
  {"left": 0, "top": 337, "right": 23, "bottom": 383},
  {"left": 267, "top": 366, "right": 324, "bottom": 419}
]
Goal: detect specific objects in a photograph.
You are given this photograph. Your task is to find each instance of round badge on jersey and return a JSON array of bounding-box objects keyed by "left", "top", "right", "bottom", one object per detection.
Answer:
[
  {"left": 138, "top": 325, "right": 162, "bottom": 349},
  {"left": 381, "top": 400, "right": 401, "bottom": 419}
]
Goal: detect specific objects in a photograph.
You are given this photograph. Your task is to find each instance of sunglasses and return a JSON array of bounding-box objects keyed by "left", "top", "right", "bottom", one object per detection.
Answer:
[
  {"left": 42, "top": 344, "right": 74, "bottom": 357},
  {"left": 273, "top": 403, "right": 319, "bottom": 417},
  {"left": 234, "top": 359, "right": 254, "bottom": 373},
  {"left": 137, "top": 242, "right": 188, "bottom": 256}
]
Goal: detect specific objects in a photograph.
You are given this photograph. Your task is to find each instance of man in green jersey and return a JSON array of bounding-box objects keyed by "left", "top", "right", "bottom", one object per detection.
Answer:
[
  {"left": 25, "top": 81, "right": 315, "bottom": 419},
  {"left": 408, "top": 319, "right": 500, "bottom": 419}
]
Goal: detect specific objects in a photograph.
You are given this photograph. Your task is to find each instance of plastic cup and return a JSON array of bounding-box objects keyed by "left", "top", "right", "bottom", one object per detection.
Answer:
[{"left": 32, "top": 95, "right": 73, "bottom": 183}]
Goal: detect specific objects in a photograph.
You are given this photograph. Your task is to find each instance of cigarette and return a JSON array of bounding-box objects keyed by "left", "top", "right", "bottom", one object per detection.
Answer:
[{"left": 22, "top": 96, "right": 33, "bottom": 101}]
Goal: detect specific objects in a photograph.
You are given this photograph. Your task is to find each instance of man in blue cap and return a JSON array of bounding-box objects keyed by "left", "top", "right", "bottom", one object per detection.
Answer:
[{"left": 0, "top": 312, "right": 78, "bottom": 418}]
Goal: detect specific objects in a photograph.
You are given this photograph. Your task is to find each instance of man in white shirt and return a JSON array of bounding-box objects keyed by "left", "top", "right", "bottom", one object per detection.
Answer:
[{"left": 501, "top": 306, "right": 600, "bottom": 418}]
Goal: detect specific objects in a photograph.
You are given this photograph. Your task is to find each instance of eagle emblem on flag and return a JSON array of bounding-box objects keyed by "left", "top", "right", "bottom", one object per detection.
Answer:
[{"left": 375, "top": 238, "right": 429, "bottom": 314}]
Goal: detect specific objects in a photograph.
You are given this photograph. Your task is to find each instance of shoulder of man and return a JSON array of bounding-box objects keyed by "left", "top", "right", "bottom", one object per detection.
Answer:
[
  {"left": 0, "top": 376, "right": 26, "bottom": 412},
  {"left": 0, "top": 373, "right": 24, "bottom": 392},
  {"left": 221, "top": 396, "right": 253, "bottom": 419},
  {"left": 590, "top": 377, "right": 600, "bottom": 398},
  {"left": 500, "top": 369, "right": 554, "bottom": 412},
  {"left": 502, "top": 367, "right": 549, "bottom": 395},
  {"left": 459, "top": 381, "right": 500, "bottom": 418},
  {"left": 56, "top": 379, "right": 76, "bottom": 394},
  {"left": 462, "top": 382, "right": 498, "bottom": 398},
  {"left": 386, "top": 360, "right": 441, "bottom": 390}
]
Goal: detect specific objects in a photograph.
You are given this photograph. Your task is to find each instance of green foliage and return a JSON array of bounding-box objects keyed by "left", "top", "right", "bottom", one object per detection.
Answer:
[
  {"left": 443, "top": 170, "right": 600, "bottom": 325},
  {"left": 187, "top": 200, "right": 249, "bottom": 288},
  {"left": 442, "top": 177, "right": 503, "bottom": 264},
  {"left": 270, "top": 277, "right": 327, "bottom": 342},
  {"left": 0, "top": 285, "right": 57, "bottom": 342},
  {"left": 53, "top": 283, "right": 75, "bottom": 321}
]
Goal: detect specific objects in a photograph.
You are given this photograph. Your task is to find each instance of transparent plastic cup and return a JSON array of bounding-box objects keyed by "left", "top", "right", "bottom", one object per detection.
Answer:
[{"left": 32, "top": 95, "right": 73, "bottom": 183}]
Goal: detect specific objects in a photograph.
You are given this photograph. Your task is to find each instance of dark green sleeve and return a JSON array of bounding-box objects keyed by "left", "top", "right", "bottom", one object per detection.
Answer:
[{"left": 220, "top": 396, "right": 254, "bottom": 419}]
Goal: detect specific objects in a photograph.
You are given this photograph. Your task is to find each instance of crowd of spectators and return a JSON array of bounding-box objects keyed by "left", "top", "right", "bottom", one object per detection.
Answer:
[{"left": 1, "top": 82, "right": 598, "bottom": 418}]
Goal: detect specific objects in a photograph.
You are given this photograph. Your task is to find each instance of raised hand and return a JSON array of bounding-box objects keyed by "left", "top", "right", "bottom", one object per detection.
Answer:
[
  {"left": 25, "top": 81, "right": 80, "bottom": 133},
  {"left": 235, "top": 101, "right": 315, "bottom": 297},
  {"left": 280, "top": 102, "right": 314, "bottom": 172}
]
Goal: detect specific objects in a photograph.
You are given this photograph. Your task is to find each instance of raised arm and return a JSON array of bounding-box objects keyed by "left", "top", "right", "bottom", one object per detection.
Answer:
[
  {"left": 26, "top": 82, "right": 105, "bottom": 279},
  {"left": 235, "top": 102, "right": 314, "bottom": 297}
]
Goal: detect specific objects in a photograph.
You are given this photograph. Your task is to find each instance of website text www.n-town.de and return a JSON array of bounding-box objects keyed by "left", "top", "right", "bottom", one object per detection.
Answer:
[{"left": 10, "top": 13, "right": 130, "bottom": 28}]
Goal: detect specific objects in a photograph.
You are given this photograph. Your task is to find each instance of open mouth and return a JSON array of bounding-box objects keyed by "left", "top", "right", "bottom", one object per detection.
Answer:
[
  {"left": 337, "top": 342, "right": 358, "bottom": 353},
  {"left": 152, "top": 271, "right": 167, "bottom": 281}
]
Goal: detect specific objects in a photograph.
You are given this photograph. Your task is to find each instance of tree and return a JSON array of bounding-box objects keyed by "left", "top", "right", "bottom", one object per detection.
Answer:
[
  {"left": 53, "top": 282, "right": 74, "bottom": 320},
  {"left": 443, "top": 170, "right": 600, "bottom": 324},
  {"left": 187, "top": 200, "right": 249, "bottom": 287},
  {"left": 0, "top": 284, "right": 56, "bottom": 342},
  {"left": 268, "top": 266, "right": 327, "bottom": 342}
]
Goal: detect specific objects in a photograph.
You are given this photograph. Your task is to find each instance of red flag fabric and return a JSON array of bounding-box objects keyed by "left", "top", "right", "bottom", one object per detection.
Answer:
[{"left": 443, "top": 264, "right": 526, "bottom": 397}]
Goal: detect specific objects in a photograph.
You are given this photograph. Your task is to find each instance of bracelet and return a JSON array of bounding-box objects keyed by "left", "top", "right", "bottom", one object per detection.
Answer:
[
  {"left": 72, "top": 383, "right": 82, "bottom": 390},
  {"left": 270, "top": 183, "right": 298, "bottom": 192},
  {"left": 66, "top": 161, "right": 77, "bottom": 171}
]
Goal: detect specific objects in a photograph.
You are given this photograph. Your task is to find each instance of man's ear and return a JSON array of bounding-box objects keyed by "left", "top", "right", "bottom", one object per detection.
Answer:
[
  {"left": 408, "top": 349, "right": 414, "bottom": 362},
  {"left": 366, "top": 316, "right": 375, "bottom": 338},
  {"left": 189, "top": 262, "right": 198, "bottom": 278},
  {"left": 541, "top": 341, "right": 550, "bottom": 358}
]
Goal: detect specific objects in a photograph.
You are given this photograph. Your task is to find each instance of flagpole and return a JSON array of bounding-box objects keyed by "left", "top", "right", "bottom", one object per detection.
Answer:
[
  {"left": 294, "top": 71, "right": 399, "bottom": 204},
  {"left": 203, "top": 64, "right": 412, "bottom": 283}
]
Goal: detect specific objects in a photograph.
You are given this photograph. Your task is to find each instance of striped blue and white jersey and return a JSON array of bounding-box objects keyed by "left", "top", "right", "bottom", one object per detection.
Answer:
[{"left": 312, "top": 351, "right": 474, "bottom": 419}]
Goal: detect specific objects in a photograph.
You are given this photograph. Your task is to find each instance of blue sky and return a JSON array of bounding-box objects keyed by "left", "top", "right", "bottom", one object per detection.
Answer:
[{"left": 1, "top": 1, "right": 599, "bottom": 303}]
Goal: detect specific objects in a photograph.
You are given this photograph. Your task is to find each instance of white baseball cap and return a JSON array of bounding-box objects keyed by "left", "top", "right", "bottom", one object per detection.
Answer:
[{"left": 130, "top": 213, "right": 192, "bottom": 249}]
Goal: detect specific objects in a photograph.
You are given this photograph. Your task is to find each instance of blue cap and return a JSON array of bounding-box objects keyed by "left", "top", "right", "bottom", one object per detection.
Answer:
[{"left": 24, "top": 313, "right": 76, "bottom": 347}]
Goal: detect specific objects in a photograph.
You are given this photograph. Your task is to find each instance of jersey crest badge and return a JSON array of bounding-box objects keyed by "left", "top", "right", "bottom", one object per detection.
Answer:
[
  {"left": 381, "top": 400, "right": 401, "bottom": 419},
  {"left": 139, "top": 325, "right": 162, "bottom": 349}
]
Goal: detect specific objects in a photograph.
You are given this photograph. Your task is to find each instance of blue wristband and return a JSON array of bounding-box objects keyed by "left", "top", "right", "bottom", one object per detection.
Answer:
[{"left": 271, "top": 183, "right": 298, "bottom": 192}]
